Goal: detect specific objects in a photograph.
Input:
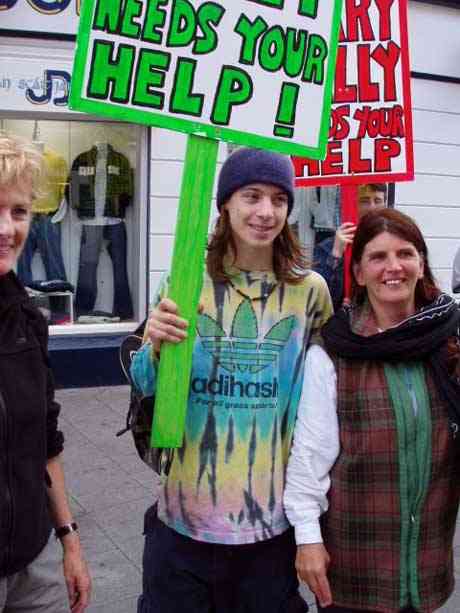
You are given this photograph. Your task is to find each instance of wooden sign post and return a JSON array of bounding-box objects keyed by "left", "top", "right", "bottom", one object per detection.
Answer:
[
  {"left": 152, "top": 134, "right": 218, "bottom": 446},
  {"left": 69, "top": 0, "right": 343, "bottom": 447}
]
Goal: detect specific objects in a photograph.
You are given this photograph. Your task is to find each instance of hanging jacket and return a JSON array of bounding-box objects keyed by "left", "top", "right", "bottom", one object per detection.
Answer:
[
  {"left": 67, "top": 144, "right": 133, "bottom": 219},
  {"left": 0, "top": 272, "right": 64, "bottom": 577}
]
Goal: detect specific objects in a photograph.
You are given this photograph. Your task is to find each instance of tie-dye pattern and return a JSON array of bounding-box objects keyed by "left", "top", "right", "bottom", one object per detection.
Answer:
[{"left": 132, "top": 268, "right": 332, "bottom": 544}]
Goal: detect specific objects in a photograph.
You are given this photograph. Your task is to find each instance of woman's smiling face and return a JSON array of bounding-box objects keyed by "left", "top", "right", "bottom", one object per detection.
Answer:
[
  {"left": 353, "top": 231, "right": 425, "bottom": 319},
  {"left": 0, "top": 180, "right": 33, "bottom": 277}
]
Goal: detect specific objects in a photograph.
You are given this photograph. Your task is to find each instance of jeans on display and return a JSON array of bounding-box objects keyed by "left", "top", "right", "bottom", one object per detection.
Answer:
[
  {"left": 17, "top": 214, "right": 67, "bottom": 285},
  {"left": 75, "top": 221, "right": 134, "bottom": 320}
]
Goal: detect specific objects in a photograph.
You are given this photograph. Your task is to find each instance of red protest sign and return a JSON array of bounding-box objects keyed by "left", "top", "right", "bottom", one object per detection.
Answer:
[{"left": 294, "top": 0, "right": 414, "bottom": 187}]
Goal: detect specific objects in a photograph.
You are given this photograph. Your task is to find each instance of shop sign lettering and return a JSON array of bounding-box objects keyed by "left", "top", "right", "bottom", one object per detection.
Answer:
[
  {"left": 0, "top": 0, "right": 18, "bottom": 8},
  {"left": 0, "top": 67, "right": 71, "bottom": 108},
  {"left": 70, "top": 0, "right": 343, "bottom": 158},
  {"left": 294, "top": 0, "right": 414, "bottom": 185},
  {"left": 0, "top": 0, "right": 80, "bottom": 15},
  {"left": 25, "top": 69, "right": 71, "bottom": 106},
  {"left": 0, "top": 0, "right": 81, "bottom": 36}
]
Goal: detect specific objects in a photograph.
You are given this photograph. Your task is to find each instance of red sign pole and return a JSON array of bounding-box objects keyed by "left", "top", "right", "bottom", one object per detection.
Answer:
[{"left": 340, "top": 184, "right": 358, "bottom": 302}]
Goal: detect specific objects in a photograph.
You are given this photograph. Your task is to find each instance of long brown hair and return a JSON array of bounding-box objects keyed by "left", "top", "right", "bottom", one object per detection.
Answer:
[
  {"left": 206, "top": 210, "right": 309, "bottom": 284},
  {"left": 350, "top": 208, "right": 439, "bottom": 306}
]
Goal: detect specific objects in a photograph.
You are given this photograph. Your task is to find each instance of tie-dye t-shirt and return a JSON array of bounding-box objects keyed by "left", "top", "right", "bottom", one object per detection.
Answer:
[{"left": 131, "top": 267, "right": 332, "bottom": 544}]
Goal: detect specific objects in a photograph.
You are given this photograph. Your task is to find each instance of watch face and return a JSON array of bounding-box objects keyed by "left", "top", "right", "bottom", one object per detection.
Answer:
[{"left": 25, "top": 0, "right": 72, "bottom": 14}]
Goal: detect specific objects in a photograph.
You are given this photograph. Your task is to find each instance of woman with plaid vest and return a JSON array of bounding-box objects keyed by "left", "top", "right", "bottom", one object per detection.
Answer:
[{"left": 285, "top": 208, "right": 460, "bottom": 613}]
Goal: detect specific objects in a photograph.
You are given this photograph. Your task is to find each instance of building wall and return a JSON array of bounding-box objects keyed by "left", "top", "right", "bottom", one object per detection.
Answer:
[{"left": 148, "top": 130, "right": 227, "bottom": 302}]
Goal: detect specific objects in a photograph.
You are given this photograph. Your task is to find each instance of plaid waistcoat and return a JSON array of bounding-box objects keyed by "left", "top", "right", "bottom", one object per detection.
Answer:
[{"left": 323, "top": 356, "right": 460, "bottom": 613}]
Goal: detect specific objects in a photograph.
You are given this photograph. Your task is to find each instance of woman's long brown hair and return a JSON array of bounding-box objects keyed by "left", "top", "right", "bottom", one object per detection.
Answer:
[{"left": 206, "top": 210, "right": 309, "bottom": 284}]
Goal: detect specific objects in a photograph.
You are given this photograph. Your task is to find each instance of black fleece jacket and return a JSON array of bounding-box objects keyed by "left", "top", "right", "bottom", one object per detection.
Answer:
[{"left": 0, "top": 271, "right": 64, "bottom": 577}]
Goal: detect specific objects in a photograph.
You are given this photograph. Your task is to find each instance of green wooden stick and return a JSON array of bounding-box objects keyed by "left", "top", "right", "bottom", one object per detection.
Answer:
[{"left": 151, "top": 134, "right": 219, "bottom": 448}]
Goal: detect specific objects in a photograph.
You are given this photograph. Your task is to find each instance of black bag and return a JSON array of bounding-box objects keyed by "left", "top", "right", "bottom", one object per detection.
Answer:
[{"left": 117, "top": 320, "right": 174, "bottom": 475}]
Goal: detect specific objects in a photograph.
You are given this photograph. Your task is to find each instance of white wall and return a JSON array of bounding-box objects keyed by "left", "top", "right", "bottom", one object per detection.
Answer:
[
  {"left": 408, "top": 1, "right": 460, "bottom": 79},
  {"left": 148, "top": 130, "right": 227, "bottom": 302}
]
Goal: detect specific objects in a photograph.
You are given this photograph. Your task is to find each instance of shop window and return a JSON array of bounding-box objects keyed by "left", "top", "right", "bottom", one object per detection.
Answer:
[{"left": 0, "top": 117, "right": 143, "bottom": 328}]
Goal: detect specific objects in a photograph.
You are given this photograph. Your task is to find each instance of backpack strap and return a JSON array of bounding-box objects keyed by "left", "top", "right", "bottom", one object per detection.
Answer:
[{"left": 117, "top": 320, "right": 174, "bottom": 475}]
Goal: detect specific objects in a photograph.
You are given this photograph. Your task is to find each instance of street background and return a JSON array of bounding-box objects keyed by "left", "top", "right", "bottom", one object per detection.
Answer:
[{"left": 59, "top": 385, "right": 460, "bottom": 612}]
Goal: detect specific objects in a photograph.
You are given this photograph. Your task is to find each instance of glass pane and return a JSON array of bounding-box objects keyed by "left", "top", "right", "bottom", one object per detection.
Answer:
[{"left": 0, "top": 117, "right": 140, "bottom": 326}]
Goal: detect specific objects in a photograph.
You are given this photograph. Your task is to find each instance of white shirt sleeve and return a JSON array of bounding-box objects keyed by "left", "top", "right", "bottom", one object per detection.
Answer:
[{"left": 284, "top": 344, "right": 339, "bottom": 545}]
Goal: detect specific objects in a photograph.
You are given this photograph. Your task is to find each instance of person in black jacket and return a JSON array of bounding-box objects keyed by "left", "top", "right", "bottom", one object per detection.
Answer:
[{"left": 0, "top": 135, "right": 91, "bottom": 612}]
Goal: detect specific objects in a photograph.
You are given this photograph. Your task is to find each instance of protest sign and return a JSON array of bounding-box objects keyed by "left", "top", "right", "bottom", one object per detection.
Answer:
[
  {"left": 294, "top": 0, "right": 414, "bottom": 186},
  {"left": 70, "top": 0, "right": 343, "bottom": 158},
  {"left": 69, "top": 0, "right": 343, "bottom": 447}
]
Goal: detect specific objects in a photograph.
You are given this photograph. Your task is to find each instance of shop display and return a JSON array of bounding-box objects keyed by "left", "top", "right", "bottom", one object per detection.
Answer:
[
  {"left": 0, "top": 117, "right": 141, "bottom": 329},
  {"left": 67, "top": 142, "right": 134, "bottom": 321},
  {"left": 17, "top": 140, "right": 69, "bottom": 285}
]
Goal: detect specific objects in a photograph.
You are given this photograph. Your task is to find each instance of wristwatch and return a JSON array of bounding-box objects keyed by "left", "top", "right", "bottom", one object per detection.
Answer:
[{"left": 55, "top": 522, "right": 79, "bottom": 540}]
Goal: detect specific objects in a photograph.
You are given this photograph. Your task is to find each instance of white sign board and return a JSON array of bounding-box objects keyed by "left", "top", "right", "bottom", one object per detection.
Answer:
[{"left": 70, "top": 0, "right": 343, "bottom": 158}]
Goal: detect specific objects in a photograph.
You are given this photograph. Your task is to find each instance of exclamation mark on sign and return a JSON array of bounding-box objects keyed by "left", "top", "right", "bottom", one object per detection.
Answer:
[{"left": 274, "top": 83, "right": 300, "bottom": 138}]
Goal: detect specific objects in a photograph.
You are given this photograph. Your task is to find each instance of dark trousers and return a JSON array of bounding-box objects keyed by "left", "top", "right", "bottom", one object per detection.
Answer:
[
  {"left": 17, "top": 214, "right": 67, "bottom": 285},
  {"left": 75, "top": 221, "right": 133, "bottom": 319},
  {"left": 138, "top": 509, "right": 308, "bottom": 613}
]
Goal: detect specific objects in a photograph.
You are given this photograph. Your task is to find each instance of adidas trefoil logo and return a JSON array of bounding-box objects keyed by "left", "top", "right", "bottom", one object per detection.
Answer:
[{"left": 197, "top": 299, "right": 296, "bottom": 374}]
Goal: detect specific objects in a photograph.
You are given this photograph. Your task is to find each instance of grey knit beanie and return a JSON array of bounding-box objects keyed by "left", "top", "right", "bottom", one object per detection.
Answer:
[{"left": 216, "top": 147, "right": 295, "bottom": 214}]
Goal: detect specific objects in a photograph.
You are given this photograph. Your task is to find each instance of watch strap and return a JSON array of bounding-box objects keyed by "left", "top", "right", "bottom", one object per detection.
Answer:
[{"left": 55, "top": 522, "right": 79, "bottom": 539}]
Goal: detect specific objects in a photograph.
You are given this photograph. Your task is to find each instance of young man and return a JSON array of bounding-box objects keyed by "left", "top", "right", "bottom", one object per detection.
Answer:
[
  {"left": 131, "top": 147, "right": 332, "bottom": 612},
  {"left": 0, "top": 135, "right": 91, "bottom": 612},
  {"left": 313, "top": 183, "right": 387, "bottom": 310}
]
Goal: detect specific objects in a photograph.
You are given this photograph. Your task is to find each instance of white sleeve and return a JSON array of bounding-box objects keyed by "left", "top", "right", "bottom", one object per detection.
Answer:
[{"left": 284, "top": 344, "right": 339, "bottom": 545}]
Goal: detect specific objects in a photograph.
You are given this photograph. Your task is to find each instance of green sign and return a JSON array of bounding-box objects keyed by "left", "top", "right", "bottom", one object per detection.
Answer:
[{"left": 70, "top": 0, "right": 342, "bottom": 159}]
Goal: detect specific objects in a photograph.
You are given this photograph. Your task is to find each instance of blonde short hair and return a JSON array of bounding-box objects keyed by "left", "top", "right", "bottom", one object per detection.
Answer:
[{"left": 0, "top": 134, "right": 43, "bottom": 197}]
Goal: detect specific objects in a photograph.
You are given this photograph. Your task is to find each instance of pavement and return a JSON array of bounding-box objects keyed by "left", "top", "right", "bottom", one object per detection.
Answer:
[{"left": 58, "top": 385, "right": 460, "bottom": 613}]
